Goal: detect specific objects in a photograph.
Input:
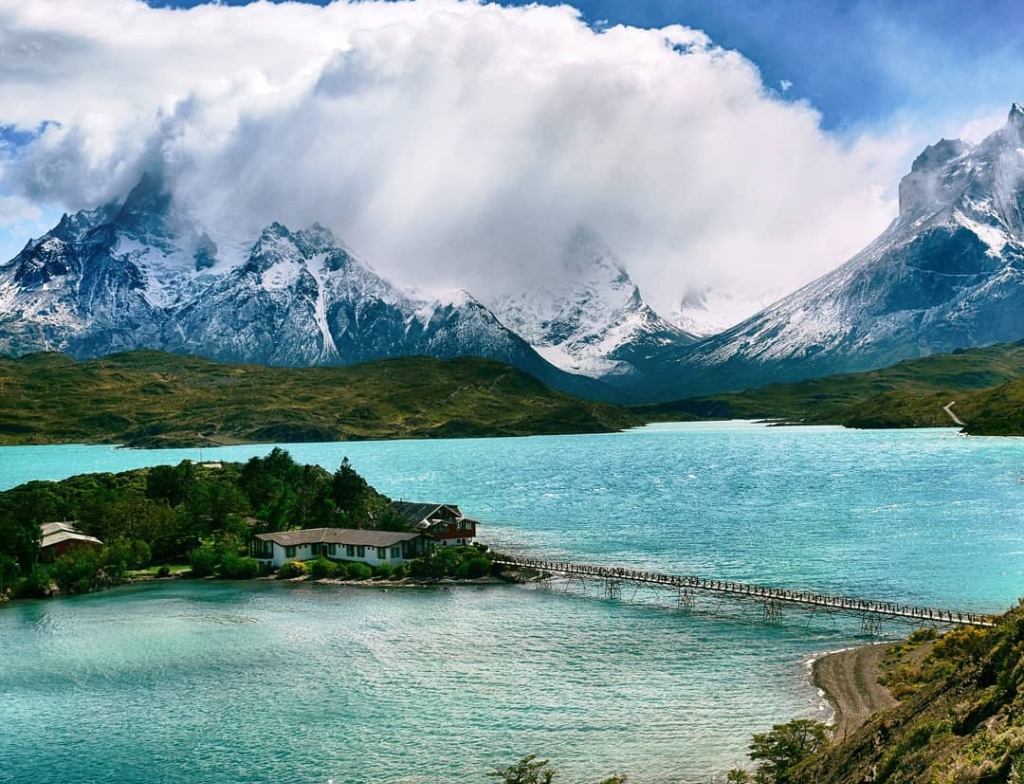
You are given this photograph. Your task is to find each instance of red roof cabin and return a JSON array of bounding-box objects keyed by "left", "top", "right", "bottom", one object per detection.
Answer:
[
  {"left": 391, "top": 502, "right": 479, "bottom": 547},
  {"left": 39, "top": 522, "right": 103, "bottom": 563}
]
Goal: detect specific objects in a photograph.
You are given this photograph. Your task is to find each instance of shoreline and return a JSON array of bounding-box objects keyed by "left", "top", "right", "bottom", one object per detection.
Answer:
[{"left": 811, "top": 641, "right": 899, "bottom": 739}]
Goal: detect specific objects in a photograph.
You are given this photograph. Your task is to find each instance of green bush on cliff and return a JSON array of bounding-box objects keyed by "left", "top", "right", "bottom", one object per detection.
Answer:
[
  {"left": 218, "top": 554, "right": 260, "bottom": 580},
  {"left": 410, "top": 546, "right": 490, "bottom": 580},
  {"left": 188, "top": 544, "right": 219, "bottom": 577},
  {"left": 307, "top": 557, "right": 338, "bottom": 580},
  {"left": 342, "top": 562, "right": 372, "bottom": 581},
  {"left": 276, "top": 560, "right": 308, "bottom": 579}
]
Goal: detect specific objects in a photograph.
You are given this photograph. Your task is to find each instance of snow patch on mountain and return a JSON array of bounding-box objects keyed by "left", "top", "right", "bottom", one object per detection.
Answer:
[
  {"left": 646, "top": 104, "right": 1024, "bottom": 399},
  {"left": 671, "top": 285, "right": 780, "bottom": 338},
  {"left": 954, "top": 211, "right": 1009, "bottom": 256},
  {"left": 487, "top": 228, "right": 694, "bottom": 380}
]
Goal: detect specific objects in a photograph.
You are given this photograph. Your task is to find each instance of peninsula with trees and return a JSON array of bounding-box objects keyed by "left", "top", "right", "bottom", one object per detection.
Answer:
[{"left": 0, "top": 449, "right": 492, "bottom": 599}]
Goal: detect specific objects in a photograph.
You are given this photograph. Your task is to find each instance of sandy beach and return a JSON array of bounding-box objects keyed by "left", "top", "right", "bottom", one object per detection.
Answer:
[{"left": 813, "top": 642, "right": 898, "bottom": 739}]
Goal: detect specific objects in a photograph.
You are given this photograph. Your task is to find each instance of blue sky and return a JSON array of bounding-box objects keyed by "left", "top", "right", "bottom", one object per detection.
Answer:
[{"left": 2, "top": 0, "right": 1022, "bottom": 321}]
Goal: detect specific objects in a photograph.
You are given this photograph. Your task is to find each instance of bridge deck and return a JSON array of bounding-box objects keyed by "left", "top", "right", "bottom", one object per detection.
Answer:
[{"left": 491, "top": 554, "right": 995, "bottom": 628}]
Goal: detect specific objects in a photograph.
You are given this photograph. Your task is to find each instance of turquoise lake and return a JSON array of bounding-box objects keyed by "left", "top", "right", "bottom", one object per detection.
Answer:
[{"left": 2, "top": 422, "right": 1023, "bottom": 783}]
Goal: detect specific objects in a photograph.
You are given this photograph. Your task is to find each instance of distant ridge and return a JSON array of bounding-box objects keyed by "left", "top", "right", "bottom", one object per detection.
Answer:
[{"left": 643, "top": 339, "right": 1024, "bottom": 435}]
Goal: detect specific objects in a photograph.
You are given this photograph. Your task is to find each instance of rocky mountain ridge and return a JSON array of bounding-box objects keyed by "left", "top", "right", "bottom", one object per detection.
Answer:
[
  {"left": 0, "top": 175, "right": 623, "bottom": 399},
  {"left": 637, "top": 104, "right": 1024, "bottom": 399},
  {"left": 0, "top": 173, "right": 701, "bottom": 399},
  {"left": 486, "top": 228, "right": 694, "bottom": 384}
]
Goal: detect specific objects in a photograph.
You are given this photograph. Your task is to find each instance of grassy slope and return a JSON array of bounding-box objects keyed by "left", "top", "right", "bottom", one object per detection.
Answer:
[
  {"left": 796, "top": 605, "right": 1024, "bottom": 784},
  {"left": 0, "top": 351, "right": 639, "bottom": 447},
  {"left": 638, "top": 340, "right": 1024, "bottom": 435}
]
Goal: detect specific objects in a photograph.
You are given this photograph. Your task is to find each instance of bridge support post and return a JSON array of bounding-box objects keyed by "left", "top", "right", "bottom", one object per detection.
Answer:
[
  {"left": 763, "top": 599, "right": 783, "bottom": 622},
  {"left": 605, "top": 579, "right": 621, "bottom": 599},
  {"left": 860, "top": 614, "right": 883, "bottom": 636},
  {"left": 677, "top": 587, "right": 695, "bottom": 611}
]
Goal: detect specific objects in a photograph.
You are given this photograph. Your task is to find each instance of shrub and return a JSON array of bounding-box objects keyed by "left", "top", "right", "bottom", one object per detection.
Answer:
[
  {"left": 343, "top": 562, "right": 372, "bottom": 581},
  {"left": 99, "top": 541, "right": 131, "bottom": 583},
  {"left": 0, "top": 553, "right": 20, "bottom": 594},
  {"left": 374, "top": 561, "right": 394, "bottom": 580},
  {"left": 411, "top": 547, "right": 492, "bottom": 580},
  {"left": 909, "top": 627, "right": 939, "bottom": 644},
  {"left": 747, "top": 719, "right": 830, "bottom": 784},
  {"left": 488, "top": 755, "right": 557, "bottom": 784},
  {"left": 457, "top": 556, "right": 492, "bottom": 579},
  {"left": 17, "top": 565, "right": 53, "bottom": 598},
  {"left": 51, "top": 547, "right": 102, "bottom": 594},
  {"left": 127, "top": 540, "right": 152, "bottom": 570},
  {"left": 188, "top": 545, "right": 219, "bottom": 577},
  {"left": 276, "top": 560, "right": 308, "bottom": 579},
  {"left": 156, "top": 565, "right": 171, "bottom": 578},
  {"left": 219, "top": 554, "right": 260, "bottom": 580},
  {"left": 391, "top": 562, "right": 409, "bottom": 580},
  {"left": 308, "top": 557, "right": 338, "bottom": 580}
]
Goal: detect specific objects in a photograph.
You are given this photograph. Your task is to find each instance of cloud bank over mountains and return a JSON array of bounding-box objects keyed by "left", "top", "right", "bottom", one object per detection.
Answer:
[{"left": 0, "top": 0, "right": 906, "bottom": 320}]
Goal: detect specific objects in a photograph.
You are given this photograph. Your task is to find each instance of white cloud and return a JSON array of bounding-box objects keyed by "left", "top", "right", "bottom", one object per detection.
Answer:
[
  {"left": 0, "top": 194, "right": 40, "bottom": 225},
  {"left": 0, "top": 0, "right": 910, "bottom": 322}
]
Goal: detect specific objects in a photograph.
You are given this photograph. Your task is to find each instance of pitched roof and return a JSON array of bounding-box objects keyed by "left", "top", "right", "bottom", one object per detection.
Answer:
[
  {"left": 39, "top": 521, "right": 103, "bottom": 550},
  {"left": 391, "top": 501, "right": 473, "bottom": 525},
  {"left": 255, "top": 528, "right": 422, "bottom": 548},
  {"left": 391, "top": 501, "right": 444, "bottom": 525}
]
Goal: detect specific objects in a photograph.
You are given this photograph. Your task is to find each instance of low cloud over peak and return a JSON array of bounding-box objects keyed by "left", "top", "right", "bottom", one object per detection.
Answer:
[{"left": 0, "top": 0, "right": 904, "bottom": 322}]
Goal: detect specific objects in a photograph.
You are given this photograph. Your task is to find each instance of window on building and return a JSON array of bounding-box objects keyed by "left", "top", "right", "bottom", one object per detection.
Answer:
[
  {"left": 356, "top": 546, "right": 365, "bottom": 558},
  {"left": 377, "top": 547, "right": 387, "bottom": 560},
  {"left": 391, "top": 547, "right": 400, "bottom": 558},
  {"left": 346, "top": 545, "right": 355, "bottom": 557},
  {"left": 328, "top": 544, "right": 336, "bottom": 556},
  {"left": 285, "top": 546, "right": 296, "bottom": 558}
]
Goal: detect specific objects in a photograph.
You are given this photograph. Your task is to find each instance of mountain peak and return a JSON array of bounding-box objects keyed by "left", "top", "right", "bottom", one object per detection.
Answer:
[
  {"left": 898, "top": 138, "right": 971, "bottom": 218},
  {"left": 1009, "top": 102, "right": 1024, "bottom": 124},
  {"left": 296, "top": 222, "right": 337, "bottom": 255},
  {"left": 563, "top": 226, "right": 628, "bottom": 281},
  {"left": 118, "top": 171, "right": 170, "bottom": 218}
]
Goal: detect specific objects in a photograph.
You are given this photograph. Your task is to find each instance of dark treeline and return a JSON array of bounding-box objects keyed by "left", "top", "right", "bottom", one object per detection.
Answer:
[{"left": 0, "top": 448, "right": 416, "bottom": 598}]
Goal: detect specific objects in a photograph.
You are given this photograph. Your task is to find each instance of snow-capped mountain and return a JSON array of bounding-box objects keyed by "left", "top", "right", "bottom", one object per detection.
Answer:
[
  {"left": 639, "top": 104, "right": 1024, "bottom": 399},
  {"left": 669, "top": 284, "right": 779, "bottom": 339},
  {"left": 487, "top": 228, "right": 695, "bottom": 384},
  {"left": 0, "top": 174, "right": 615, "bottom": 400}
]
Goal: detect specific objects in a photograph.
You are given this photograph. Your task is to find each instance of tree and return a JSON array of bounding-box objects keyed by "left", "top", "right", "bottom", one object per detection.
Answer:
[
  {"left": 0, "top": 513, "right": 40, "bottom": 577},
  {"left": 188, "top": 544, "right": 219, "bottom": 577},
  {"left": 332, "top": 457, "right": 369, "bottom": 517},
  {"left": 488, "top": 755, "right": 558, "bottom": 784},
  {"left": 746, "top": 719, "right": 830, "bottom": 784},
  {"left": 0, "top": 553, "right": 21, "bottom": 595}
]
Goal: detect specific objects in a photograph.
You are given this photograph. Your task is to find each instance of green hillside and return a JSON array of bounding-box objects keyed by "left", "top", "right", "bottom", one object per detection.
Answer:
[
  {"left": 639, "top": 341, "right": 1024, "bottom": 435},
  {"left": 793, "top": 605, "right": 1024, "bottom": 784},
  {"left": 0, "top": 351, "right": 639, "bottom": 447}
]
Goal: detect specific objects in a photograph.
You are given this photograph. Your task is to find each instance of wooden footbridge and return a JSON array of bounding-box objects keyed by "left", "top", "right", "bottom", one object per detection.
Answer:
[{"left": 490, "top": 554, "right": 996, "bottom": 633}]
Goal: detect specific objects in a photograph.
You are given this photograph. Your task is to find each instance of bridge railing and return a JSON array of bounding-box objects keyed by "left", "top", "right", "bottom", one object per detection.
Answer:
[{"left": 490, "top": 553, "right": 995, "bottom": 628}]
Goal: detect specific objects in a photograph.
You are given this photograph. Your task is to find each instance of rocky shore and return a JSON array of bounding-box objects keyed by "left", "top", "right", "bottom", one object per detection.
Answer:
[{"left": 812, "top": 641, "right": 898, "bottom": 739}]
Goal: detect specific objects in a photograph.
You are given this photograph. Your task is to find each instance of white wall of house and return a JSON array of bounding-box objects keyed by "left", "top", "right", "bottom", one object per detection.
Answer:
[{"left": 265, "top": 541, "right": 412, "bottom": 568}]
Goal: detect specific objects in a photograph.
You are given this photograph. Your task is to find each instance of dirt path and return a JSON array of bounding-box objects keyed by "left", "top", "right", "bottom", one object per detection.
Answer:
[
  {"left": 813, "top": 643, "right": 898, "bottom": 740},
  {"left": 943, "top": 400, "right": 966, "bottom": 426}
]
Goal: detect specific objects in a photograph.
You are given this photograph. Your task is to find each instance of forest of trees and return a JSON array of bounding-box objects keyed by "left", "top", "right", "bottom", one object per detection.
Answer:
[{"left": 0, "top": 448, "right": 486, "bottom": 599}]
